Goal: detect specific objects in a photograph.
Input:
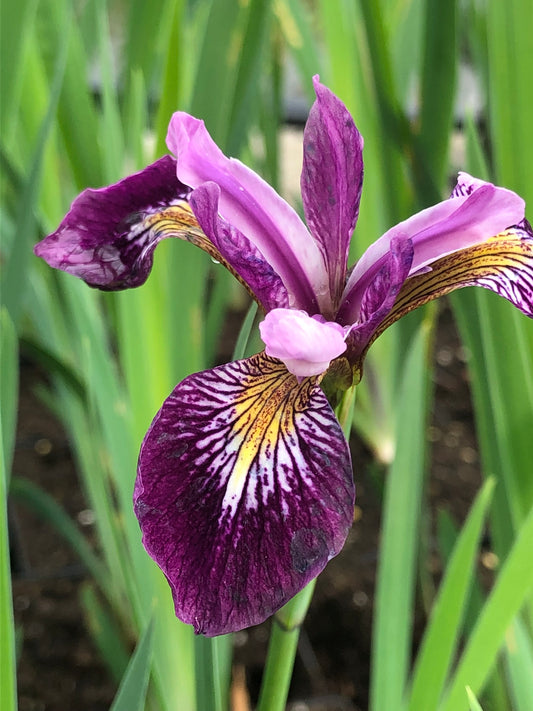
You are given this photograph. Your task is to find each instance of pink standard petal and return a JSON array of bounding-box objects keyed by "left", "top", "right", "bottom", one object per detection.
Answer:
[
  {"left": 339, "top": 174, "right": 525, "bottom": 324},
  {"left": 259, "top": 309, "right": 347, "bottom": 377},
  {"left": 166, "top": 113, "right": 328, "bottom": 313}
]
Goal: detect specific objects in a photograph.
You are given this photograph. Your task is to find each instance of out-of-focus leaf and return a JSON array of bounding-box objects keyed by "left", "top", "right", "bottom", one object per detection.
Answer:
[
  {"left": 440, "top": 504, "right": 533, "bottom": 711},
  {"left": 9, "top": 477, "right": 109, "bottom": 595},
  {"left": 504, "top": 616, "right": 533, "bottom": 711},
  {"left": 407, "top": 479, "right": 495, "bottom": 711},
  {"left": 370, "top": 320, "right": 432, "bottom": 711},
  {"left": 0, "top": 309, "right": 18, "bottom": 711},
  {"left": 82, "top": 584, "right": 131, "bottom": 684},
  {"left": 2, "top": 13, "right": 70, "bottom": 325},
  {"left": 417, "top": 0, "right": 457, "bottom": 185},
  {"left": 466, "top": 687, "right": 485, "bottom": 711},
  {"left": 109, "top": 617, "right": 155, "bottom": 711}
]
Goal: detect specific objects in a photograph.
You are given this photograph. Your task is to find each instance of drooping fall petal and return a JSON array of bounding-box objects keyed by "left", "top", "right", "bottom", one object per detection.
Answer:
[
  {"left": 134, "top": 353, "right": 354, "bottom": 636},
  {"left": 34, "top": 156, "right": 194, "bottom": 289}
]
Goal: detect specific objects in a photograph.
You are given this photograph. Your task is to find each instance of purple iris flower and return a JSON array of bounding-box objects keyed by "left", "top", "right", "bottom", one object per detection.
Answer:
[{"left": 35, "top": 76, "right": 533, "bottom": 636}]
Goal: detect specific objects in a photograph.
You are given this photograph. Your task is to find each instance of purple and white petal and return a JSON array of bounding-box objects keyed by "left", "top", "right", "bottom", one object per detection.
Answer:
[
  {"left": 301, "top": 76, "right": 364, "bottom": 313},
  {"left": 339, "top": 174, "right": 525, "bottom": 324},
  {"left": 190, "top": 183, "right": 288, "bottom": 311},
  {"left": 34, "top": 156, "right": 197, "bottom": 290},
  {"left": 166, "top": 112, "right": 328, "bottom": 313},
  {"left": 259, "top": 309, "right": 347, "bottom": 377},
  {"left": 134, "top": 353, "right": 354, "bottom": 636}
]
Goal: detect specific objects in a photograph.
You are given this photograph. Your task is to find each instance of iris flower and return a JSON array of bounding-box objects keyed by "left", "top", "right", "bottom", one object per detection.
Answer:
[{"left": 35, "top": 76, "right": 533, "bottom": 636}]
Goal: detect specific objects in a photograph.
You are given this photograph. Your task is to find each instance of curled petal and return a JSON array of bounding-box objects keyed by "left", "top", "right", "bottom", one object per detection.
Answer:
[
  {"left": 190, "top": 183, "right": 288, "bottom": 311},
  {"left": 364, "top": 222, "right": 533, "bottom": 348},
  {"left": 340, "top": 174, "right": 525, "bottom": 323},
  {"left": 301, "top": 76, "right": 364, "bottom": 311},
  {"left": 134, "top": 353, "right": 354, "bottom": 636},
  {"left": 34, "top": 156, "right": 197, "bottom": 289},
  {"left": 34, "top": 156, "right": 285, "bottom": 306},
  {"left": 259, "top": 308, "right": 347, "bottom": 377},
  {"left": 166, "top": 112, "right": 328, "bottom": 312}
]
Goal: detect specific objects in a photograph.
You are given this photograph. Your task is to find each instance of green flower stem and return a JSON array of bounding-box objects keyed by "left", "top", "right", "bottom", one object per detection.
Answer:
[
  {"left": 256, "top": 386, "right": 357, "bottom": 711},
  {"left": 256, "top": 581, "right": 317, "bottom": 711}
]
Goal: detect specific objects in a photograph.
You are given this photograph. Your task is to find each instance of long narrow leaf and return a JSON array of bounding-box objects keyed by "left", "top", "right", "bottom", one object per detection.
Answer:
[
  {"left": 110, "top": 617, "right": 155, "bottom": 711},
  {"left": 2, "top": 13, "right": 70, "bottom": 325},
  {"left": 9, "top": 476, "right": 110, "bottom": 595},
  {"left": 370, "top": 320, "right": 432, "bottom": 710},
  {"left": 417, "top": 0, "right": 457, "bottom": 185},
  {"left": 0, "top": 309, "right": 18, "bottom": 711},
  {"left": 439, "top": 504, "right": 533, "bottom": 711},
  {"left": 504, "top": 616, "right": 533, "bottom": 711},
  {"left": 407, "top": 478, "right": 495, "bottom": 711},
  {"left": 82, "top": 584, "right": 131, "bottom": 684}
]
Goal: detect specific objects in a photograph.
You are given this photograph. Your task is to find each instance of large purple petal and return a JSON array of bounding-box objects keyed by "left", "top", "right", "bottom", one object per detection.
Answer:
[
  {"left": 166, "top": 113, "right": 328, "bottom": 313},
  {"left": 301, "top": 76, "right": 364, "bottom": 313},
  {"left": 34, "top": 156, "right": 196, "bottom": 289},
  {"left": 339, "top": 173, "right": 525, "bottom": 324},
  {"left": 134, "top": 352, "right": 354, "bottom": 636},
  {"left": 189, "top": 183, "right": 288, "bottom": 311}
]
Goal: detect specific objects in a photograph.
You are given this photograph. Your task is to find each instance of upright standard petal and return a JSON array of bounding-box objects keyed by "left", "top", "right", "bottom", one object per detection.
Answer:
[
  {"left": 134, "top": 353, "right": 354, "bottom": 636},
  {"left": 301, "top": 76, "right": 364, "bottom": 313},
  {"left": 166, "top": 112, "right": 328, "bottom": 313},
  {"left": 339, "top": 175, "right": 525, "bottom": 324}
]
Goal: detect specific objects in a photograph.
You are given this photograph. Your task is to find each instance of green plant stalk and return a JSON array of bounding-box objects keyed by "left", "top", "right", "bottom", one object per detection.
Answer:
[
  {"left": 256, "top": 580, "right": 317, "bottom": 711},
  {"left": 256, "top": 385, "right": 356, "bottom": 711},
  {"left": 0, "top": 309, "right": 18, "bottom": 711}
]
